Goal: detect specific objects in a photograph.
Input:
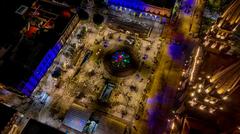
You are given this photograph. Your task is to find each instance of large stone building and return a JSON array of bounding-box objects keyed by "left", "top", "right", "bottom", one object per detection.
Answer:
[
  {"left": 173, "top": 59, "right": 240, "bottom": 133},
  {"left": 203, "top": 0, "right": 240, "bottom": 54}
]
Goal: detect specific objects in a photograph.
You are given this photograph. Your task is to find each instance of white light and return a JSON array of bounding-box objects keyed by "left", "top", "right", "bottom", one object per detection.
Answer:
[
  {"left": 189, "top": 100, "right": 197, "bottom": 106},
  {"left": 179, "top": 81, "right": 182, "bottom": 85},
  {"left": 171, "top": 122, "right": 175, "bottom": 130},
  {"left": 197, "top": 89, "right": 201, "bottom": 93},
  {"left": 204, "top": 98, "right": 209, "bottom": 102},
  {"left": 206, "top": 75, "right": 211, "bottom": 79},
  {"left": 190, "top": 92, "right": 195, "bottom": 97},
  {"left": 205, "top": 88, "right": 210, "bottom": 93},
  {"left": 199, "top": 105, "right": 206, "bottom": 110},
  {"left": 209, "top": 108, "right": 215, "bottom": 114},
  {"left": 209, "top": 100, "right": 216, "bottom": 104},
  {"left": 219, "top": 107, "right": 223, "bottom": 110},
  {"left": 223, "top": 96, "right": 228, "bottom": 100},
  {"left": 190, "top": 47, "right": 201, "bottom": 81}
]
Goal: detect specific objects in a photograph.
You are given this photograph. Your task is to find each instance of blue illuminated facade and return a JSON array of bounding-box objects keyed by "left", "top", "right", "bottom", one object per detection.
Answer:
[
  {"left": 107, "top": 0, "right": 177, "bottom": 22},
  {"left": 19, "top": 42, "right": 62, "bottom": 96},
  {"left": 107, "top": 0, "right": 146, "bottom": 11}
]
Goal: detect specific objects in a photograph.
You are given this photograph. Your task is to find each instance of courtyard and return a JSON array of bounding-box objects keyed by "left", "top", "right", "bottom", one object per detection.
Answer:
[{"left": 36, "top": 19, "right": 162, "bottom": 123}]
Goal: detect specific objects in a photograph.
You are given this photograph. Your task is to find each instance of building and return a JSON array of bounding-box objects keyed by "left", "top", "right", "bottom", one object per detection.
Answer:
[
  {"left": 203, "top": 0, "right": 240, "bottom": 54},
  {"left": 170, "top": 115, "right": 219, "bottom": 134},
  {"left": 62, "top": 104, "right": 93, "bottom": 133},
  {"left": 174, "top": 56, "right": 240, "bottom": 133},
  {"left": 21, "top": 119, "right": 64, "bottom": 134},
  {"left": 0, "top": 103, "right": 17, "bottom": 133},
  {"left": 0, "top": 0, "right": 79, "bottom": 96},
  {"left": 106, "top": 0, "right": 179, "bottom": 23},
  {"left": 207, "top": 60, "right": 240, "bottom": 97}
]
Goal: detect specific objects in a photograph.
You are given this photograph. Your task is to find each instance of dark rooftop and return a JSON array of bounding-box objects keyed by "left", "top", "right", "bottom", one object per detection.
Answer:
[
  {"left": 0, "top": 0, "right": 74, "bottom": 93},
  {"left": 142, "top": 0, "right": 176, "bottom": 9},
  {"left": 21, "top": 119, "right": 64, "bottom": 134},
  {"left": 0, "top": 0, "right": 32, "bottom": 47},
  {"left": 0, "top": 103, "right": 16, "bottom": 132}
]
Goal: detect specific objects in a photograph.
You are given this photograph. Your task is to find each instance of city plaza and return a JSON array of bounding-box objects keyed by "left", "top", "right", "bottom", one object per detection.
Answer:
[
  {"left": 1, "top": 0, "right": 238, "bottom": 133},
  {"left": 17, "top": 10, "right": 165, "bottom": 133}
]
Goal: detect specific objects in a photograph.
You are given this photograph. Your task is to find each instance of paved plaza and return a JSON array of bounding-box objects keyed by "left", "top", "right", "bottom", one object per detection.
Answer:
[
  {"left": 0, "top": 18, "right": 163, "bottom": 133},
  {"left": 38, "top": 20, "right": 162, "bottom": 120}
]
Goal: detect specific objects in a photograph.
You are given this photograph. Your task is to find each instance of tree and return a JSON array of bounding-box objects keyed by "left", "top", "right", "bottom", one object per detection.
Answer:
[
  {"left": 93, "top": 14, "right": 104, "bottom": 25},
  {"left": 93, "top": 0, "right": 106, "bottom": 8},
  {"left": 77, "top": 8, "right": 89, "bottom": 20},
  {"left": 66, "top": 0, "right": 82, "bottom": 6}
]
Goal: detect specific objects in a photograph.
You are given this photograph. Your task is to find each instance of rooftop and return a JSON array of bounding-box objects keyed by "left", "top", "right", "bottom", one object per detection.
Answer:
[
  {"left": 0, "top": 0, "right": 74, "bottom": 94},
  {"left": 21, "top": 119, "right": 64, "bottom": 134},
  {"left": 143, "top": 0, "right": 176, "bottom": 9},
  {"left": 0, "top": 103, "right": 16, "bottom": 132}
]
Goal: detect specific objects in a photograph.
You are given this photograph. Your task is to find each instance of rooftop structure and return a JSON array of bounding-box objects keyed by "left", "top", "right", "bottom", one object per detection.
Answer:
[
  {"left": 177, "top": 55, "right": 240, "bottom": 132},
  {"left": 208, "top": 60, "right": 240, "bottom": 96},
  {"left": 21, "top": 119, "right": 64, "bottom": 134},
  {"left": 0, "top": 103, "right": 17, "bottom": 133},
  {"left": 63, "top": 104, "right": 92, "bottom": 133}
]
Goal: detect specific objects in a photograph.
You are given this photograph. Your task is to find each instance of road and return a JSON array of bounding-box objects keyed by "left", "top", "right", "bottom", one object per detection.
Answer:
[
  {"left": 132, "top": 26, "right": 184, "bottom": 134},
  {"left": 132, "top": 0, "right": 206, "bottom": 133},
  {"left": 178, "top": 0, "right": 205, "bottom": 38}
]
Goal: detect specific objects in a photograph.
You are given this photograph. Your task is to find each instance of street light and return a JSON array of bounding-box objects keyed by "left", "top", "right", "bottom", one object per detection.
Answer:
[
  {"left": 190, "top": 92, "right": 195, "bottom": 97},
  {"left": 171, "top": 122, "right": 175, "bottom": 130},
  {"left": 222, "top": 96, "right": 228, "bottom": 100}
]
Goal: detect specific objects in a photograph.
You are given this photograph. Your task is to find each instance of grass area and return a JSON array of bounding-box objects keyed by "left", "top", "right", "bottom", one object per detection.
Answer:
[
  {"left": 199, "top": 16, "right": 215, "bottom": 37},
  {"left": 208, "top": 0, "right": 221, "bottom": 10}
]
